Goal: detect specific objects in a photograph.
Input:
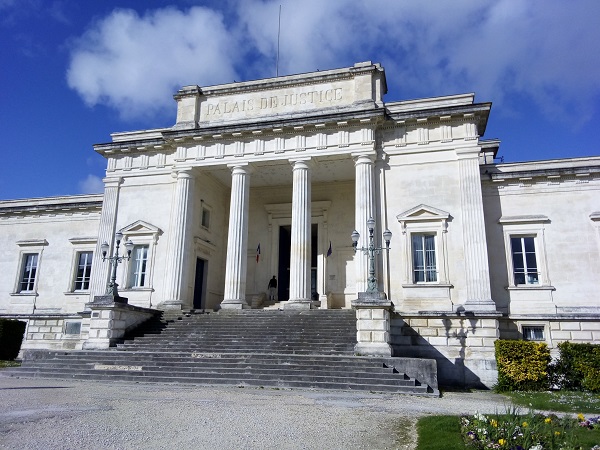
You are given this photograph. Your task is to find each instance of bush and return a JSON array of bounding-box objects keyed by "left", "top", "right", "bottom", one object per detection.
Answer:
[
  {"left": 550, "top": 341, "right": 600, "bottom": 392},
  {"left": 0, "top": 319, "right": 26, "bottom": 360},
  {"left": 494, "top": 339, "right": 551, "bottom": 392}
]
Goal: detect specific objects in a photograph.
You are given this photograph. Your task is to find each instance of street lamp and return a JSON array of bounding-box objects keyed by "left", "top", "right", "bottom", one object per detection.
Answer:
[
  {"left": 100, "top": 231, "right": 134, "bottom": 302},
  {"left": 351, "top": 217, "right": 392, "bottom": 293}
]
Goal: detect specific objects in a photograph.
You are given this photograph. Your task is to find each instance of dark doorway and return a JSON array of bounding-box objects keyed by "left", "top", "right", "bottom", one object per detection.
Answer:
[
  {"left": 278, "top": 226, "right": 291, "bottom": 301},
  {"left": 193, "top": 257, "right": 207, "bottom": 309},
  {"left": 278, "top": 224, "right": 319, "bottom": 301}
]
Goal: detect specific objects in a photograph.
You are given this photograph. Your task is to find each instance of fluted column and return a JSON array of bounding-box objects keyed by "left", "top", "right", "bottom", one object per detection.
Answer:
[
  {"left": 221, "top": 164, "right": 251, "bottom": 309},
  {"left": 162, "top": 170, "right": 195, "bottom": 309},
  {"left": 457, "top": 148, "right": 496, "bottom": 311},
  {"left": 286, "top": 158, "right": 312, "bottom": 309},
  {"left": 89, "top": 177, "right": 122, "bottom": 299},
  {"left": 354, "top": 154, "right": 375, "bottom": 293}
]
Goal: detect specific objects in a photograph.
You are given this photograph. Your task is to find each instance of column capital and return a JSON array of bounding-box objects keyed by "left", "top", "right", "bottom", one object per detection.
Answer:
[
  {"left": 455, "top": 146, "right": 481, "bottom": 159},
  {"left": 102, "top": 177, "right": 123, "bottom": 188},
  {"left": 352, "top": 153, "right": 376, "bottom": 165},
  {"left": 171, "top": 169, "right": 194, "bottom": 179},
  {"left": 289, "top": 157, "right": 312, "bottom": 169},
  {"left": 227, "top": 163, "right": 253, "bottom": 175}
]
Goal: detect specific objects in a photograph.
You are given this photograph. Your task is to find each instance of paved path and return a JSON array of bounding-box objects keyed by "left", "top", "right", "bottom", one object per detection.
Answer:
[{"left": 0, "top": 375, "right": 514, "bottom": 450}]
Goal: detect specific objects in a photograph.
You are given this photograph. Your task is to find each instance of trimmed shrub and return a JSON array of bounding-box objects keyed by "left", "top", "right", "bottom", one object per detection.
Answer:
[
  {"left": 0, "top": 319, "right": 26, "bottom": 360},
  {"left": 494, "top": 339, "right": 551, "bottom": 392},
  {"left": 550, "top": 341, "right": 600, "bottom": 392}
]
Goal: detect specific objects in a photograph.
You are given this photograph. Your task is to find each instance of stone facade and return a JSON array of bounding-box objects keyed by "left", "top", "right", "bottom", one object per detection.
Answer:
[{"left": 1, "top": 62, "right": 598, "bottom": 387}]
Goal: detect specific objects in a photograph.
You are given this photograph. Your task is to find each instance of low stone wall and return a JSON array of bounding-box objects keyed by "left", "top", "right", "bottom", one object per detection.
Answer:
[
  {"left": 12, "top": 315, "right": 87, "bottom": 351},
  {"left": 83, "top": 302, "right": 159, "bottom": 349},
  {"left": 390, "top": 312, "right": 500, "bottom": 388}
]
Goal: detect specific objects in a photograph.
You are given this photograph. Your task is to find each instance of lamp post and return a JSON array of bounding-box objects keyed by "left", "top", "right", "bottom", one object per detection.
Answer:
[
  {"left": 351, "top": 217, "right": 392, "bottom": 294},
  {"left": 100, "top": 231, "right": 134, "bottom": 302}
]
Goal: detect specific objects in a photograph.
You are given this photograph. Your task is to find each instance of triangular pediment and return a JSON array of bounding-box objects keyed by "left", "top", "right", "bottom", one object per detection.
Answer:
[
  {"left": 119, "top": 220, "right": 162, "bottom": 236},
  {"left": 396, "top": 204, "right": 450, "bottom": 222}
]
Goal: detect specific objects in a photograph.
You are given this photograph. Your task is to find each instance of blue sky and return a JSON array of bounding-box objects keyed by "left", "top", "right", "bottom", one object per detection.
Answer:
[{"left": 1, "top": 0, "right": 599, "bottom": 200}]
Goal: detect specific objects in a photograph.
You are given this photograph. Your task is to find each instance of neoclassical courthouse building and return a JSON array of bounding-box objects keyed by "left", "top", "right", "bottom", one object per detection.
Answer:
[{"left": 1, "top": 62, "right": 599, "bottom": 386}]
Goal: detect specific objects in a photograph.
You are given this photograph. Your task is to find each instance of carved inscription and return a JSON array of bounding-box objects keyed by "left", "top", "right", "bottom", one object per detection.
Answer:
[
  {"left": 205, "top": 88, "right": 343, "bottom": 117},
  {"left": 94, "top": 364, "right": 143, "bottom": 371}
]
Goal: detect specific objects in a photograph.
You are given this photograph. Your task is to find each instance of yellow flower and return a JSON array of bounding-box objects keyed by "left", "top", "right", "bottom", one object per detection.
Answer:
[
  {"left": 554, "top": 431, "right": 561, "bottom": 436},
  {"left": 545, "top": 417, "right": 552, "bottom": 424},
  {"left": 577, "top": 413, "right": 585, "bottom": 421},
  {"left": 522, "top": 421, "right": 528, "bottom": 428},
  {"left": 491, "top": 419, "right": 498, "bottom": 427},
  {"left": 498, "top": 438, "right": 506, "bottom": 445}
]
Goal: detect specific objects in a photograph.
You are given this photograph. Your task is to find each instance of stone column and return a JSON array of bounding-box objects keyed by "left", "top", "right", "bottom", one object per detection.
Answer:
[
  {"left": 221, "top": 164, "right": 251, "bottom": 309},
  {"left": 161, "top": 170, "right": 195, "bottom": 309},
  {"left": 354, "top": 154, "right": 375, "bottom": 293},
  {"left": 286, "top": 158, "right": 312, "bottom": 309},
  {"left": 89, "top": 177, "right": 122, "bottom": 299},
  {"left": 457, "top": 148, "right": 496, "bottom": 312}
]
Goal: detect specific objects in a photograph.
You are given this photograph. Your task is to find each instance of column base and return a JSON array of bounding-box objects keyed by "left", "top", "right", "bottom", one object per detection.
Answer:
[
  {"left": 220, "top": 300, "right": 250, "bottom": 310},
  {"left": 156, "top": 301, "right": 184, "bottom": 311},
  {"left": 284, "top": 300, "right": 316, "bottom": 310},
  {"left": 93, "top": 294, "right": 128, "bottom": 305},
  {"left": 354, "top": 342, "right": 392, "bottom": 357},
  {"left": 460, "top": 299, "right": 498, "bottom": 313}
]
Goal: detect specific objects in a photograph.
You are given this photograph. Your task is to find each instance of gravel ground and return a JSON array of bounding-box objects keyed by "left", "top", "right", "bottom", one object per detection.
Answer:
[{"left": 0, "top": 374, "right": 515, "bottom": 450}]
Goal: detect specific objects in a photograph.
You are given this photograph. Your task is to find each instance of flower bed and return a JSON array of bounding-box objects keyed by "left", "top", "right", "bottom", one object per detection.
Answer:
[{"left": 460, "top": 409, "right": 599, "bottom": 449}]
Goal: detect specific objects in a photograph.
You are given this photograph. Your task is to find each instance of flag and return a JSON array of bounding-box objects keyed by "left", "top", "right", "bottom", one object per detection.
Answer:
[
  {"left": 326, "top": 241, "right": 332, "bottom": 257},
  {"left": 256, "top": 243, "right": 261, "bottom": 263}
]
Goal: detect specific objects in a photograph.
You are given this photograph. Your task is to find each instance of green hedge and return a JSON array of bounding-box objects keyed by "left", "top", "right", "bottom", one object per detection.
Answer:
[
  {"left": 0, "top": 319, "right": 26, "bottom": 360},
  {"left": 550, "top": 341, "right": 600, "bottom": 392},
  {"left": 494, "top": 339, "right": 551, "bottom": 392}
]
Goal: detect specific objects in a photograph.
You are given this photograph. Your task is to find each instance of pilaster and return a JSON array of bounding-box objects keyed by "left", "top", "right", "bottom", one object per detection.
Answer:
[
  {"left": 89, "top": 177, "right": 122, "bottom": 299},
  {"left": 457, "top": 148, "right": 496, "bottom": 312},
  {"left": 221, "top": 164, "right": 252, "bottom": 309},
  {"left": 286, "top": 158, "right": 312, "bottom": 309},
  {"left": 161, "top": 170, "right": 195, "bottom": 309}
]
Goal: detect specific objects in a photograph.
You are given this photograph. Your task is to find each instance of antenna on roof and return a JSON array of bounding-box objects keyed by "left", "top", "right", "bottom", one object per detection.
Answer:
[{"left": 276, "top": 4, "right": 281, "bottom": 77}]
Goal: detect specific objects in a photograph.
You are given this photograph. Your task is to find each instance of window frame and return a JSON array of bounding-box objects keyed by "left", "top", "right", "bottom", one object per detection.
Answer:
[
  {"left": 412, "top": 233, "right": 438, "bottom": 283},
  {"left": 396, "top": 204, "right": 451, "bottom": 287},
  {"left": 499, "top": 215, "right": 551, "bottom": 289},
  {"left": 118, "top": 220, "right": 161, "bottom": 292},
  {"left": 128, "top": 244, "right": 149, "bottom": 288},
  {"left": 12, "top": 239, "right": 48, "bottom": 296},
  {"left": 66, "top": 237, "right": 97, "bottom": 294}
]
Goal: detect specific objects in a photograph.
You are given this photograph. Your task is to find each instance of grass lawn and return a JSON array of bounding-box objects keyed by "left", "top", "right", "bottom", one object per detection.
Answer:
[
  {"left": 503, "top": 391, "right": 600, "bottom": 414},
  {"left": 0, "top": 360, "right": 20, "bottom": 368},
  {"left": 416, "top": 412, "right": 599, "bottom": 450},
  {"left": 416, "top": 392, "right": 600, "bottom": 449}
]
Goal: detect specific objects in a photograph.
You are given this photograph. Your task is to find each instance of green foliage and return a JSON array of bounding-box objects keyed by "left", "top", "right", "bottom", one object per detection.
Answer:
[
  {"left": 495, "top": 339, "right": 551, "bottom": 392},
  {"left": 416, "top": 415, "right": 465, "bottom": 450},
  {"left": 0, "top": 319, "right": 26, "bottom": 360},
  {"left": 550, "top": 342, "right": 600, "bottom": 393}
]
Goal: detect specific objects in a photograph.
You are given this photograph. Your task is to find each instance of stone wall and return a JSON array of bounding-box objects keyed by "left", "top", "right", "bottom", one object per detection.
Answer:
[
  {"left": 390, "top": 312, "right": 499, "bottom": 388},
  {"left": 20, "top": 314, "right": 87, "bottom": 351}
]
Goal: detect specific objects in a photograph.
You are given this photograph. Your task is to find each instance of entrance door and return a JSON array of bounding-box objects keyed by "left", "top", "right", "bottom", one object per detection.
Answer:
[
  {"left": 278, "top": 226, "right": 291, "bottom": 300},
  {"left": 193, "top": 257, "right": 207, "bottom": 309}
]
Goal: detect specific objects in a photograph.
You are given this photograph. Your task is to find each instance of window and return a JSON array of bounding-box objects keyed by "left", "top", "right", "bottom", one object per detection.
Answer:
[
  {"left": 19, "top": 253, "right": 38, "bottom": 292},
  {"left": 396, "top": 204, "right": 451, "bottom": 287},
  {"left": 510, "top": 236, "right": 538, "bottom": 285},
  {"left": 129, "top": 245, "right": 149, "bottom": 288},
  {"left": 412, "top": 234, "right": 437, "bottom": 282},
  {"left": 522, "top": 326, "right": 544, "bottom": 341},
  {"left": 499, "top": 215, "right": 551, "bottom": 289},
  {"left": 73, "top": 251, "right": 93, "bottom": 291},
  {"left": 201, "top": 208, "right": 211, "bottom": 229}
]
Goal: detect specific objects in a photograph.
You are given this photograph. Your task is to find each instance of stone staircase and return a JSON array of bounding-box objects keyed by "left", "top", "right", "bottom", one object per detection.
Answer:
[{"left": 8, "top": 309, "right": 438, "bottom": 395}]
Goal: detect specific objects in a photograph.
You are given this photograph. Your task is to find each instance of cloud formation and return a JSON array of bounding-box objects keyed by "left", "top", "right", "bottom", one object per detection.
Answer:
[
  {"left": 67, "top": 6, "right": 240, "bottom": 120},
  {"left": 67, "top": 0, "right": 600, "bottom": 125},
  {"left": 78, "top": 174, "right": 104, "bottom": 194}
]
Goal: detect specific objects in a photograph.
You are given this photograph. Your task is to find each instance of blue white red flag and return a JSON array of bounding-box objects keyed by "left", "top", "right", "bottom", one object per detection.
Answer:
[
  {"left": 256, "top": 243, "right": 261, "bottom": 263},
  {"left": 326, "top": 241, "right": 332, "bottom": 257}
]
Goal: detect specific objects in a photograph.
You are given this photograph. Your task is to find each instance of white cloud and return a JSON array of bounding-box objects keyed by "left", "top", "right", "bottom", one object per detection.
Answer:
[
  {"left": 67, "top": 1, "right": 600, "bottom": 126},
  {"left": 67, "top": 6, "right": 240, "bottom": 120},
  {"left": 78, "top": 174, "right": 104, "bottom": 194}
]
